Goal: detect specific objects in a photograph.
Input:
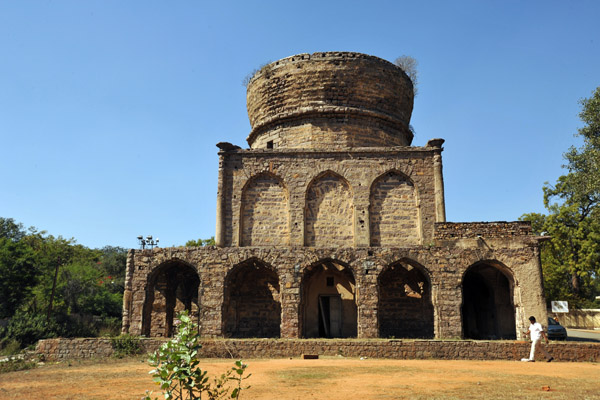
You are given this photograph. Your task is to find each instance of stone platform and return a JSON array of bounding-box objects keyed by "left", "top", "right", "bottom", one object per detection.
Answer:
[{"left": 36, "top": 338, "right": 600, "bottom": 363}]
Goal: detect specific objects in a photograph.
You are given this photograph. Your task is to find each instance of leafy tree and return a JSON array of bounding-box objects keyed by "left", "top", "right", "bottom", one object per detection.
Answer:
[
  {"left": 0, "top": 217, "right": 27, "bottom": 242},
  {"left": 186, "top": 237, "right": 216, "bottom": 247},
  {"left": 521, "top": 86, "right": 600, "bottom": 308},
  {"left": 0, "top": 238, "right": 37, "bottom": 318}
]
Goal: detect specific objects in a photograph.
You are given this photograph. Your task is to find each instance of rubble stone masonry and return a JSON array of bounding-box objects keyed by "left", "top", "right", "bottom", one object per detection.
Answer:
[{"left": 121, "top": 52, "right": 548, "bottom": 345}]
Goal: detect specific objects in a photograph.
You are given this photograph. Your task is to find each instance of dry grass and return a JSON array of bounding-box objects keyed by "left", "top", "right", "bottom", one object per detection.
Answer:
[{"left": 0, "top": 357, "right": 599, "bottom": 399}]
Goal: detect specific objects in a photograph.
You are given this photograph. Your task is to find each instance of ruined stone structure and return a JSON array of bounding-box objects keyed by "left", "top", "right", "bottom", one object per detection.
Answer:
[{"left": 121, "top": 52, "right": 547, "bottom": 341}]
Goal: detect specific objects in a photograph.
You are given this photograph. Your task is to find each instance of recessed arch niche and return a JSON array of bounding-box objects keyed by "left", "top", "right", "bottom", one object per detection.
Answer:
[
  {"left": 222, "top": 258, "right": 281, "bottom": 338},
  {"left": 377, "top": 259, "right": 433, "bottom": 338}
]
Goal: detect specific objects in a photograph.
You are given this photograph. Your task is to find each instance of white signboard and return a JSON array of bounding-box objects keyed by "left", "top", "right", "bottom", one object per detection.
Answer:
[{"left": 551, "top": 301, "right": 569, "bottom": 313}]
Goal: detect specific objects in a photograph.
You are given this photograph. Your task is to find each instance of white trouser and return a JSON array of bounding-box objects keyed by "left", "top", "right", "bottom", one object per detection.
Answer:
[{"left": 529, "top": 338, "right": 551, "bottom": 360}]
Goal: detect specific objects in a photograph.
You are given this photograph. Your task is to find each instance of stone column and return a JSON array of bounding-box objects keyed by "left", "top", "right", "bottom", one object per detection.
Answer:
[
  {"left": 356, "top": 260, "right": 378, "bottom": 338},
  {"left": 215, "top": 154, "right": 226, "bottom": 247},
  {"left": 280, "top": 264, "right": 300, "bottom": 339},
  {"left": 427, "top": 139, "right": 446, "bottom": 223},
  {"left": 121, "top": 249, "right": 135, "bottom": 334}
]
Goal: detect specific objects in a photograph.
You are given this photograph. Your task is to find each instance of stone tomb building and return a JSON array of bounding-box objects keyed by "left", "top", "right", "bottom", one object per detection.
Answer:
[{"left": 121, "top": 52, "right": 547, "bottom": 340}]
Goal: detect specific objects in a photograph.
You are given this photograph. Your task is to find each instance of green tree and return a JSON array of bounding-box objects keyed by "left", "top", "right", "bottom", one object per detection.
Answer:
[
  {"left": 185, "top": 237, "right": 215, "bottom": 247},
  {"left": 521, "top": 86, "right": 600, "bottom": 307},
  {"left": 0, "top": 238, "right": 37, "bottom": 318}
]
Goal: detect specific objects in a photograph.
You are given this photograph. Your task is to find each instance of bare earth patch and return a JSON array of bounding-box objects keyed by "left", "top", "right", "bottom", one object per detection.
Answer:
[{"left": 0, "top": 357, "right": 599, "bottom": 400}]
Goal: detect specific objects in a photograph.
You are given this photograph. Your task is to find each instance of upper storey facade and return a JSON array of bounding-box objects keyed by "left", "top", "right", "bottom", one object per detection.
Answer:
[{"left": 215, "top": 52, "right": 446, "bottom": 248}]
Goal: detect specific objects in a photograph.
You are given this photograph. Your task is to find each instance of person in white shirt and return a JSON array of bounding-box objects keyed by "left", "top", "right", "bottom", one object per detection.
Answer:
[{"left": 522, "top": 316, "right": 554, "bottom": 362}]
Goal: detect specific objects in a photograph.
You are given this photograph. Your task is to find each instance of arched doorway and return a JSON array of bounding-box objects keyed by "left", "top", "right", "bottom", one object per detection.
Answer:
[
  {"left": 142, "top": 260, "right": 200, "bottom": 337},
  {"left": 378, "top": 259, "right": 433, "bottom": 338},
  {"left": 301, "top": 259, "right": 357, "bottom": 338},
  {"left": 222, "top": 259, "right": 281, "bottom": 338},
  {"left": 462, "top": 261, "right": 516, "bottom": 340}
]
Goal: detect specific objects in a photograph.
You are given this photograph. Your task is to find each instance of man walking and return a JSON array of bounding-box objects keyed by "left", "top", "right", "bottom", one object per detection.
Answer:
[{"left": 522, "top": 316, "right": 554, "bottom": 362}]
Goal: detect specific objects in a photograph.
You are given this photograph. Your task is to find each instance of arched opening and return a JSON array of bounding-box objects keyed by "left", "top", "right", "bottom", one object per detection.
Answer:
[
  {"left": 301, "top": 259, "right": 357, "bottom": 338},
  {"left": 462, "top": 261, "right": 516, "bottom": 340},
  {"left": 305, "top": 171, "right": 354, "bottom": 247},
  {"left": 369, "top": 171, "right": 420, "bottom": 247},
  {"left": 222, "top": 259, "right": 281, "bottom": 338},
  {"left": 142, "top": 260, "right": 199, "bottom": 337},
  {"left": 240, "top": 172, "right": 290, "bottom": 246},
  {"left": 378, "top": 259, "right": 433, "bottom": 338}
]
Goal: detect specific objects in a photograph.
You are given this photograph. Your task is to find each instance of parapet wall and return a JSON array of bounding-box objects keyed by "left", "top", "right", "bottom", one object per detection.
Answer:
[
  {"left": 36, "top": 338, "right": 600, "bottom": 362},
  {"left": 435, "top": 222, "right": 533, "bottom": 239}
]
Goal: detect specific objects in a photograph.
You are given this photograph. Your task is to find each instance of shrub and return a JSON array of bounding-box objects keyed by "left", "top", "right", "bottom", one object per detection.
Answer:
[
  {"left": 111, "top": 333, "right": 142, "bottom": 358},
  {"left": 144, "top": 310, "right": 250, "bottom": 400},
  {"left": 2, "top": 311, "right": 60, "bottom": 347},
  {"left": 0, "top": 357, "right": 37, "bottom": 374}
]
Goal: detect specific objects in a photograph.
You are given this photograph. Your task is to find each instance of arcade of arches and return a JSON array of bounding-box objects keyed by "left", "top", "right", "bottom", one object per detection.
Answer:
[{"left": 135, "top": 255, "right": 524, "bottom": 340}]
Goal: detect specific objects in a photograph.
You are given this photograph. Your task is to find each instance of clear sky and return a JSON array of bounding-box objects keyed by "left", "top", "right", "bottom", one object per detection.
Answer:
[{"left": 1, "top": 0, "right": 599, "bottom": 249}]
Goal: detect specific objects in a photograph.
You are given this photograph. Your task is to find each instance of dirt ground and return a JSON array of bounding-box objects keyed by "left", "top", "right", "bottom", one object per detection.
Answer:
[{"left": 0, "top": 357, "right": 599, "bottom": 400}]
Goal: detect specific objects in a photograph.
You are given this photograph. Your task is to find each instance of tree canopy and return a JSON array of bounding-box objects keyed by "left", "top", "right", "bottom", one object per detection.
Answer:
[{"left": 521, "top": 86, "right": 600, "bottom": 308}]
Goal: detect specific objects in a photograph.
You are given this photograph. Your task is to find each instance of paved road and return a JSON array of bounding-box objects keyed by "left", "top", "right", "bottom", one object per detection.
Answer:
[{"left": 566, "top": 329, "right": 600, "bottom": 342}]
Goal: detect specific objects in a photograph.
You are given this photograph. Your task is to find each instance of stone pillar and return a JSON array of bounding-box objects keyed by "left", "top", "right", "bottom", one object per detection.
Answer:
[
  {"left": 354, "top": 201, "right": 370, "bottom": 247},
  {"left": 121, "top": 249, "right": 135, "bottom": 334},
  {"left": 288, "top": 185, "right": 305, "bottom": 247},
  {"left": 215, "top": 154, "right": 226, "bottom": 247},
  {"left": 356, "top": 260, "right": 378, "bottom": 338},
  {"left": 280, "top": 268, "right": 301, "bottom": 338},
  {"left": 427, "top": 139, "right": 446, "bottom": 223}
]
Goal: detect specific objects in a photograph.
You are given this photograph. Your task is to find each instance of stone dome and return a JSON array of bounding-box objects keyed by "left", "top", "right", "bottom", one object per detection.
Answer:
[{"left": 246, "top": 52, "right": 414, "bottom": 149}]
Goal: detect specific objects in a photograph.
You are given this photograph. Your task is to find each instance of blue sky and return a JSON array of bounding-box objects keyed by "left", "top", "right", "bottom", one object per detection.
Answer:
[{"left": 1, "top": 1, "right": 599, "bottom": 249}]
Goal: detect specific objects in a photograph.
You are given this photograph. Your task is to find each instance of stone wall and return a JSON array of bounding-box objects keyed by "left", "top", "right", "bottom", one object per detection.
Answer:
[
  {"left": 36, "top": 338, "right": 600, "bottom": 363},
  {"left": 246, "top": 52, "right": 414, "bottom": 149},
  {"left": 435, "top": 222, "right": 533, "bottom": 239},
  {"left": 240, "top": 172, "right": 290, "bottom": 246},
  {"left": 550, "top": 310, "right": 600, "bottom": 329},
  {"left": 216, "top": 145, "right": 444, "bottom": 248},
  {"left": 122, "top": 241, "right": 546, "bottom": 341}
]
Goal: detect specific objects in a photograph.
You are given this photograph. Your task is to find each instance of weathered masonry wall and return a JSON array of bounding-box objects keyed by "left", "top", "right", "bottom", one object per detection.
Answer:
[
  {"left": 246, "top": 52, "right": 414, "bottom": 149},
  {"left": 122, "top": 230, "right": 546, "bottom": 341},
  {"left": 37, "top": 338, "right": 600, "bottom": 362},
  {"left": 215, "top": 144, "right": 445, "bottom": 248},
  {"left": 125, "top": 51, "right": 548, "bottom": 344}
]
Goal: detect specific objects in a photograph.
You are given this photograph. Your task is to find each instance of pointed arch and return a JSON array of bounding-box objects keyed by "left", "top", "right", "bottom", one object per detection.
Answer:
[
  {"left": 142, "top": 259, "right": 199, "bottom": 337},
  {"left": 305, "top": 170, "right": 354, "bottom": 247},
  {"left": 300, "top": 258, "right": 357, "bottom": 338},
  {"left": 222, "top": 258, "right": 281, "bottom": 338},
  {"left": 461, "top": 260, "right": 516, "bottom": 340},
  {"left": 369, "top": 170, "right": 420, "bottom": 247},
  {"left": 377, "top": 258, "right": 433, "bottom": 338},
  {"left": 240, "top": 172, "right": 290, "bottom": 246}
]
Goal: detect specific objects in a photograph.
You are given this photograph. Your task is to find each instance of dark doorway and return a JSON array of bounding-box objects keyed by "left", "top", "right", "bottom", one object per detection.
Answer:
[
  {"left": 318, "top": 295, "right": 342, "bottom": 338},
  {"left": 462, "top": 262, "right": 516, "bottom": 340}
]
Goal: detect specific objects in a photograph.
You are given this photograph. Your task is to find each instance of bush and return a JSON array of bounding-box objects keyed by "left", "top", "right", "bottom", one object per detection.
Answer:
[
  {"left": 111, "top": 333, "right": 141, "bottom": 358},
  {"left": 2, "top": 311, "right": 60, "bottom": 347},
  {"left": 144, "top": 310, "right": 250, "bottom": 400},
  {"left": 0, "top": 357, "right": 37, "bottom": 374}
]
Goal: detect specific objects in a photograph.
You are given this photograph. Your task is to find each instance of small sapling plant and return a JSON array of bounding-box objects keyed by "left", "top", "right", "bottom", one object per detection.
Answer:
[{"left": 143, "top": 310, "right": 250, "bottom": 400}]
